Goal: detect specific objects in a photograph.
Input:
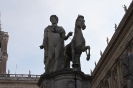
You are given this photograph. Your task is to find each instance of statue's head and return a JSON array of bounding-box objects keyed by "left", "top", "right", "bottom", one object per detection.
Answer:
[
  {"left": 50, "top": 15, "right": 58, "bottom": 24},
  {"left": 76, "top": 15, "right": 86, "bottom": 30}
]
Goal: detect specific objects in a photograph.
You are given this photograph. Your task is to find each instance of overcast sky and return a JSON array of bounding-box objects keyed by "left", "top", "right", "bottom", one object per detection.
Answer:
[{"left": 0, "top": 0, "right": 132, "bottom": 75}]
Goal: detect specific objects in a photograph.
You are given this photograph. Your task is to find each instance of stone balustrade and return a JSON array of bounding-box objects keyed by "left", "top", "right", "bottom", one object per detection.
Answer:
[{"left": 0, "top": 74, "right": 40, "bottom": 81}]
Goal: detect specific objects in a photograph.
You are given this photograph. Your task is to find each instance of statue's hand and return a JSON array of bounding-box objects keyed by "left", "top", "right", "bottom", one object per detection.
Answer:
[
  {"left": 40, "top": 45, "right": 44, "bottom": 49},
  {"left": 68, "top": 32, "right": 73, "bottom": 36}
]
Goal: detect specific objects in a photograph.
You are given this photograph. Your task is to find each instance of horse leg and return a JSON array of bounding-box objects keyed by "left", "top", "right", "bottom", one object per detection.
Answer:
[
  {"left": 64, "top": 54, "right": 70, "bottom": 68},
  {"left": 82, "top": 45, "right": 90, "bottom": 52},
  {"left": 64, "top": 52, "right": 67, "bottom": 68},
  {"left": 67, "top": 58, "right": 70, "bottom": 68},
  {"left": 71, "top": 44, "right": 75, "bottom": 64},
  {"left": 81, "top": 45, "right": 90, "bottom": 61},
  {"left": 75, "top": 54, "right": 81, "bottom": 71}
]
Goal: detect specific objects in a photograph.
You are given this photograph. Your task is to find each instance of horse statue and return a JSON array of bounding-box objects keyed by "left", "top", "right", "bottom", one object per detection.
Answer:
[{"left": 64, "top": 15, "right": 90, "bottom": 71}]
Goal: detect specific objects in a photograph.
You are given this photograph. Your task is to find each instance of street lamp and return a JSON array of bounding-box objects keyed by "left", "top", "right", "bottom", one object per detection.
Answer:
[{"left": 72, "top": 63, "right": 79, "bottom": 88}]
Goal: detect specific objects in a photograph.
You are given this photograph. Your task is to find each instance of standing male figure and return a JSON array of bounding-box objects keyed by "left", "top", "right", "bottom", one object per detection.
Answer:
[{"left": 40, "top": 15, "right": 72, "bottom": 73}]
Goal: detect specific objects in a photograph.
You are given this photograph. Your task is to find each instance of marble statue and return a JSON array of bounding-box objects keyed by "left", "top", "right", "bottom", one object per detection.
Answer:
[
  {"left": 40, "top": 15, "right": 72, "bottom": 73},
  {"left": 64, "top": 15, "right": 90, "bottom": 71}
]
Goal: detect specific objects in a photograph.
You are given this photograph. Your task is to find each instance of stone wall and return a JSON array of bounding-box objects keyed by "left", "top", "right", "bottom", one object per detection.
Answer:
[{"left": 38, "top": 69, "right": 91, "bottom": 88}]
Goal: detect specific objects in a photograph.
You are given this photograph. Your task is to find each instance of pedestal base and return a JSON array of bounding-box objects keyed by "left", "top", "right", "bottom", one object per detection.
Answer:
[{"left": 37, "top": 69, "right": 92, "bottom": 88}]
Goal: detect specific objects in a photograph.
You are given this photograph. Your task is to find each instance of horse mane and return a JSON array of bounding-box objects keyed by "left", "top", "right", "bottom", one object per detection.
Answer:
[
  {"left": 76, "top": 15, "right": 84, "bottom": 22},
  {"left": 74, "top": 15, "right": 85, "bottom": 38},
  {"left": 75, "top": 15, "right": 84, "bottom": 27}
]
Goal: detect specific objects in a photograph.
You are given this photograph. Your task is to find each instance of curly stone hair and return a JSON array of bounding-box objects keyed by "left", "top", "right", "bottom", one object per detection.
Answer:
[{"left": 50, "top": 15, "right": 58, "bottom": 22}]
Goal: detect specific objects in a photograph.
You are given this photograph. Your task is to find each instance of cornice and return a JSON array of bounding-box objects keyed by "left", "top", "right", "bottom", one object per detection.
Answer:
[{"left": 91, "top": 1, "right": 133, "bottom": 87}]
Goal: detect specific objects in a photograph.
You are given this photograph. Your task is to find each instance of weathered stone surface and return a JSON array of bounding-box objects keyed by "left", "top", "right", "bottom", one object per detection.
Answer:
[
  {"left": 0, "top": 31, "right": 9, "bottom": 74},
  {"left": 40, "top": 15, "right": 72, "bottom": 73},
  {"left": 64, "top": 15, "right": 90, "bottom": 71},
  {"left": 37, "top": 69, "right": 91, "bottom": 88}
]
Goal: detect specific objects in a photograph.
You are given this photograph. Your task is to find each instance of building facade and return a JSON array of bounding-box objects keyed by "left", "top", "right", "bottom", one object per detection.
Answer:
[
  {"left": 0, "top": 19, "right": 40, "bottom": 88},
  {"left": 91, "top": 1, "right": 133, "bottom": 88},
  {"left": 0, "top": 28, "right": 8, "bottom": 74}
]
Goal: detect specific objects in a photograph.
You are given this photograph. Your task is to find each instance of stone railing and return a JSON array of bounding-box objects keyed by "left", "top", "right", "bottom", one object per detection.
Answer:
[{"left": 0, "top": 74, "right": 40, "bottom": 81}]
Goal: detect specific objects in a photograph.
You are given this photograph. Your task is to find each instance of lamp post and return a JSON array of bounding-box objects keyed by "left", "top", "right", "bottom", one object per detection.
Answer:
[{"left": 72, "top": 63, "right": 79, "bottom": 88}]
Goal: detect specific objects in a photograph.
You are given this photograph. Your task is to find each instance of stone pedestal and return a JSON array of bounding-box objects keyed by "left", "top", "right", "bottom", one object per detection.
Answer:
[
  {"left": 37, "top": 69, "right": 91, "bottom": 88},
  {"left": 127, "top": 79, "right": 133, "bottom": 88}
]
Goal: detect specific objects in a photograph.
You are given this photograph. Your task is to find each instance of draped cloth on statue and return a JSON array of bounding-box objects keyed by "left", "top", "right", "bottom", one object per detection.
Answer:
[{"left": 43, "top": 25, "right": 65, "bottom": 73}]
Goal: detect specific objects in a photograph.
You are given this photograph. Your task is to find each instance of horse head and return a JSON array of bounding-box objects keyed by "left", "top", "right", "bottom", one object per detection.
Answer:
[{"left": 75, "top": 15, "right": 86, "bottom": 30}]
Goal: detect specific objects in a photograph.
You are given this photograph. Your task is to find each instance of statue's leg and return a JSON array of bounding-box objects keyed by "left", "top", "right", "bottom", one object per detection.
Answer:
[
  {"left": 54, "top": 43, "right": 62, "bottom": 71},
  {"left": 45, "top": 58, "right": 49, "bottom": 73},
  {"left": 45, "top": 44, "right": 54, "bottom": 73}
]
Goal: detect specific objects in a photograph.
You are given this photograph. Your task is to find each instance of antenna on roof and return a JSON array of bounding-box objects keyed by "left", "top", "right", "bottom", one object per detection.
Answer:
[
  {"left": 15, "top": 64, "right": 17, "bottom": 74},
  {"left": 0, "top": 12, "right": 2, "bottom": 31}
]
